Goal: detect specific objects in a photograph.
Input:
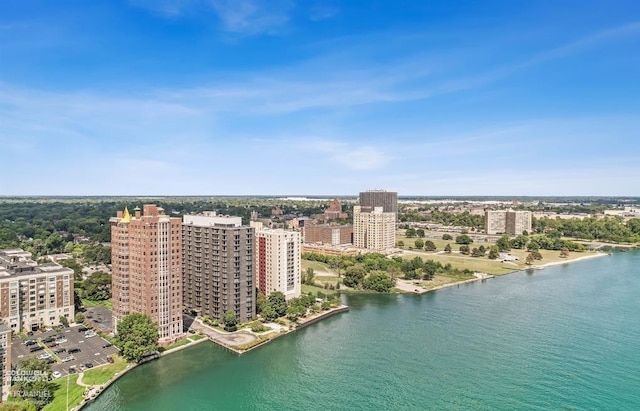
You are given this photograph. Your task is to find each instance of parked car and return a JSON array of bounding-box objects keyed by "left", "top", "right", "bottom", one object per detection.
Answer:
[
  {"left": 29, "top": 346, "right": 44, "bottom": 352},
  {"left": 85, "top": 331, "right": 97, "bottom": 338},
  {"left": 38, "top": 353, "right": 51, "bottom": 360},
  {"left": 42, "top": 336, "right": 55, "bottom": 343},
  {"left": 102, "top": 343, "right": 112, "bottom": 348},
  {"left": 77, "top": 327, "right": 88, "bottom": 332},
  {"left": 55, "top": 338, "right": 67, "bottom": 344},
  {"left": 62, "top": 355, "right": 75, "bottom": 362},
  {"left": 52, "top": 371, "right": 62, "bottom": 379},
  {"left": 68, "top": 348, "right": 81, "bottom": 354},
  {"left": 54, "top": 348, "right": 66, "bottom": 354},
  {"left": 23, "top": 340, "right": 36, "bottom": 346},
  {"left": 84, "top": 363, "right": 94, "bottom": 369},
  {"left": 44, "top": 358, "right": 55, "bottom": 364}
]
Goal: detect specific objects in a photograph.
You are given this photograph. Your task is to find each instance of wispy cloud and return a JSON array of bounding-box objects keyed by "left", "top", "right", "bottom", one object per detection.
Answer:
[{"left": 208, "top": 0, "right": 294, "bottom": 35}]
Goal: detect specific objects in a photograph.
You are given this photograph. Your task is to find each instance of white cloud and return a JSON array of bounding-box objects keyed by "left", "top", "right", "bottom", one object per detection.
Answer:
[{"left": 208, "top": 0, "right": 294, "bottom": 35}]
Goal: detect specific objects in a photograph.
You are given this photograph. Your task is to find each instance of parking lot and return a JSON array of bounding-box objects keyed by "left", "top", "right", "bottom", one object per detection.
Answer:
[{"left": 12, "top": 324, "right": 119, "bottom": 378}]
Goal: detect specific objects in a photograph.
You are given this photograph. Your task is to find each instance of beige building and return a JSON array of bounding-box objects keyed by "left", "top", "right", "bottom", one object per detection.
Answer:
[
  {"left": 110, "top": 205, "right": 183, "bottom": 344},
  {"left": 485, "top": 210, "right": 532, "bottom": 235},
  {"left": 182, "top": 212, "right": 255, "bottom": 322},
  {"left": 353, "top": 206, "right": 395, "bottom": 251},
  {"left": 0, "top": 249, "right": 74, "bottom": 332},
  {"left": 252, "top": 222, "right": 301, "bottom": 300},
  {"left": 0, "top": 324, "right": 11, "bottom": 401}
]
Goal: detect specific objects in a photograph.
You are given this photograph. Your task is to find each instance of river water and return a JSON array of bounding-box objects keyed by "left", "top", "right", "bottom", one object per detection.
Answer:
[{"left": 86, "top": 251, "right": 640, "bottom": 410}]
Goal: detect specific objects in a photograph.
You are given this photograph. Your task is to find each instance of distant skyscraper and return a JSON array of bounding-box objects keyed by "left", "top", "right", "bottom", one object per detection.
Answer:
[
  {"left": 182, "top": 212, "right": 255, "bottom": 322},
  {"left": 485, "top": 210, "right": 532, "bottom": 235},
  {"left": 252, "top": 222, "right": 301, "bottom": 300},
  {"left": 358, "top": 190, "right": 398, "bottom": 216},
  {"left": 353, "top": 206, "right": 395, "bottom": 251},
  {"left": 110, "top": 205, "right": 183, "bottom": 344}
]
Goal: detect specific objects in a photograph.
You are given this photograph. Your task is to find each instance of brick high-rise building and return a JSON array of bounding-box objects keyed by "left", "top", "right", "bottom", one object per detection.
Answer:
[
  {"left": 182, "top": 212, "right": 255, "bottom": 323},
  {"left": 353, "top": 206, "right": 395, "bottom": 251},
  {"left": 359, "top": 190, "right": 398, "bottom": 216},
  {"left": 0, "top": 249, "right": 74, "bottom": 332},
  {"left": 252, "top": 222, "right": 301, "bottom": 300},
  {"left": 110, "top": 205, "right": 183, "bottom": 344}
]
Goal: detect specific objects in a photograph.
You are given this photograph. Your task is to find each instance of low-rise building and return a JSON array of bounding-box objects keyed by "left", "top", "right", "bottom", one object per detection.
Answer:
[
  {"left": 303, "top": 223, "right": 353, "bottom": 245},
  {"left": 0, "top": 249, "right": 74, "bottom": 332}
]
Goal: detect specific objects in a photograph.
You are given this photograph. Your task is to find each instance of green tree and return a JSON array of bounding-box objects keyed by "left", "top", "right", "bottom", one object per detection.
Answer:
[
  {"left": 525, "top": 253, "right": 535, "bottom": 265},
  {"left": 459, "top": 245, "right": 470, "bottom": 255},
  {"left": 223, "top": 310, "right": 238, "bottom": 332},
  {"left": 81, "top": 271, "right": 112, "bottom": 301},
  {"left": 496, "top": 235, "right": 511, "bottom": 252},
  {"left": 405, "top": 228, "right": 417, "bottom": 238},
  {"left": 302, "top": 267, "right": 315, "bottom": 285},
  {"left": 527, "top": 240, "right": 540, "bottom": 252},
  {"left": 442, "top": 234, "right": 453, "bottom": 240},
  {"left": 471, "top": 247, "right": 484, "bottom": 257},
  {"left": 343, "top": 264, "right": 366, "bottom": 288},
  {"left": 416, "top": 229, "right": 425, "bottom": 238},
  {"left": 444, "top": 243, "right": 452, "bottom": 253},
  {"left": 511, "top": 235, "right": 528, "bottom": 249},
  {"left": 362, "top": 271, "right": 396, "bottom": 292},
  {"left": 260, "top": 303, "right": 278, "bottom": 321},
  {"left": 414, "top": 239, "right": 424, "bottom": 249},
  {"left": 455, "top": 234, "right": 473, "bottom": 245},
  {"left": 59, "top": 315, "right": 68, "bottom": 327},
  {"left": 74, "top": 312, "right": 85, "bottom": 324},
  {"left": 396, "top": 240, "right": 405, "bottom": 248},
  {"left": 560, "top": 247, "right": 570, "bottom": 258},
  {"left": 487, "top": 246, "right": 500, "bottom": 260},
  {"left": 116, "top": 313, "right": 159, "bottom": 363},
  {"left": 267, "top": 292, "right": 288, "bottom": 317},
  {"left": 12, "top": 357, "right": 54, "bottom": 410},
  {"left": 424, "top": 240, "right": 437, "bottom": 251},
  {"left": 256, "top": 289, "right": 267, "bottom": 314}
]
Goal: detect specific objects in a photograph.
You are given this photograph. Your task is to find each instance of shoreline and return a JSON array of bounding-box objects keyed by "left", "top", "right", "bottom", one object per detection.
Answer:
[{"left": 393, "top": 251, "right": 610, "bottom": 296}]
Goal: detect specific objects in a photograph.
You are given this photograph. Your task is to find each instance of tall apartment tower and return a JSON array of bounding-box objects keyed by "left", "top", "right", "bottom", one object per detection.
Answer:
[
  {"left": 485, "top": 210, "right": 532, "bottom": 235},
  {"left": 0, "top": 249, "right": 74, "bottom": 332},
  {"left": 0, "top": 324, "right": 11, "bottom": 401},
  {"left": 183, "top": 212, "right": 255, "bottom": 323},
  {"left": 353, "top": 206, "right": 396, "bottom": 251},
  {"left": 252, "top": 222, "right": 301, "bottom": 300},
  {"left": 358, "top": 190, "right": 398, "bottom": 216},
  {"left": 110, "top": 205, "right": 183, "bottom": 344}
]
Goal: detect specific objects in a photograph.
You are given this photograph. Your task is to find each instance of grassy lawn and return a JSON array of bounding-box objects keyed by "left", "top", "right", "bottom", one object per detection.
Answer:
[
  {"left": 417, "top": 273, "right": 476, "bottom": 290},
  {"left": 301, "top": 259, "right": 337, "bottom": 274},
  {"left": 189, "top": 334, "right": 205, "bottom": 341},
  {"left": 43, "top": 374, "right": 84, "bottom": 411},
  {"left": 162, "top": 339, "right": 191, "bottom": 351},
  {"left": 302, "top": 284, "right": 330, "bottom": 295},
  {"left": 82, "top": 299, "right": 113, "bottom": 310},
  {"left": 81, "top": 356, "right": 129, "bottom": 386}
]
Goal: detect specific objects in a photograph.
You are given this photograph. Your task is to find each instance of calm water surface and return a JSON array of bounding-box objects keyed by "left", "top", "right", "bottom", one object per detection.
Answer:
[{"left": 87, "top": 251, "right": 640, "bottom": 410}]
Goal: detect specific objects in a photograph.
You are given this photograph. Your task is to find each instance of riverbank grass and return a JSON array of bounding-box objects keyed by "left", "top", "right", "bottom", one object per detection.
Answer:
[
  {"left": 43, "top": 375, "right": 83, "bottom": 411},
  {"left": 81, "top": 356, "right": 129, "bottom": 385}
]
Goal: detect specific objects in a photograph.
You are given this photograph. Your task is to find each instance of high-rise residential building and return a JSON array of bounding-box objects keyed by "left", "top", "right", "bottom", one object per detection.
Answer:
[
  {"left": 324, "top": 198, "right": 347, "bottom": 220},
  {"left": 252, "top": 222, "right": 301, "bottom": 300},
  {"left": 110, "top": 205, "right": 183, "bottom": 344},
  {"left": 353, "top": 206, "right": 396, "bottom": 251},
  {"left": 358, "top": 190, "right": 398, "bottom": 216},
  {"left": 0, "top": 249, "right": 74, "bottom": 332},
  {"left": 303, "top": 223, "right": 353, "bottom": 245},
  {"left": 0, "top": 324, "right": 11, "bottom": 401},
  {"left": 485, "top": 210, "right": 532, "bottom": 235},
  {"left": 182, "top": 212, "right": 255, "bottom": 323}
]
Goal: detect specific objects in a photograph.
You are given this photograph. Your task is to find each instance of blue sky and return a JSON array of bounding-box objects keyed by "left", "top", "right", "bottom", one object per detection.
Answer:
[{"left": 1, "top": 0, "right": 639, "bottom": 196}]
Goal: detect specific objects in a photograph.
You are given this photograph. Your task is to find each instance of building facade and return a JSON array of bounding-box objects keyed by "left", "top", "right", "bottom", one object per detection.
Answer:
[
  {"left": 110, "top": 205, "right": 183, "bottom": 344},
  {"left": 182, "top": 212, "right": 255, "bottom": 323},
  {"left": 303, "top": 223, "right": 353, "bottom": 245},
  {"left": 358, "top": 190, "right": 398, "bottom": 216},
  {"left": 0, "top": 324, "right": 10, "bottom": 401},
  {"left": 485, "top": 210, "right": 532, "bottom": 235},
  {"left": 252, "top": 222, "right": 301, "bottom": 300},
  {"left": 0, "top": 249, "right": 74, "bottom": 332},
  {"left": 353, "top": 206, "right": 396, "bottom": 251}
]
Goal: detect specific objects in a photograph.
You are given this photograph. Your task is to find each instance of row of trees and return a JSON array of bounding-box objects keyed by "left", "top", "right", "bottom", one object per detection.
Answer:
[
  {"left": 257, "top": 291, "right": 341, "bottom": 322},
  {"left": 533, "top": 216, "right": 640, "bottom": 243}
]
